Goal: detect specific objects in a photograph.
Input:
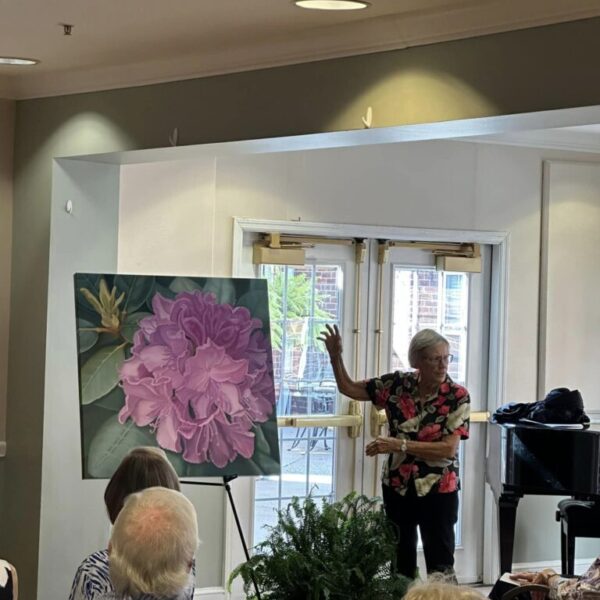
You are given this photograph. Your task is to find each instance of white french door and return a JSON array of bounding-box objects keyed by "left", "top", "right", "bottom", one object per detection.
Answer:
[
  {"left": 251, "top": 242, "right": 369, "bottom": 546},
  {"left": 241, "top": 233, "right": 491, "bottom": 584},
  {"left": 362, "top": 242, "right": 490, "bottom": 583}
]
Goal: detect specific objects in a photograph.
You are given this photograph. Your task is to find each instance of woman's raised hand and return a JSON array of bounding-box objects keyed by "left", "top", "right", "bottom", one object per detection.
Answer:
[{"left": 318, "top": 324, "right": 343, "bottom": 358}]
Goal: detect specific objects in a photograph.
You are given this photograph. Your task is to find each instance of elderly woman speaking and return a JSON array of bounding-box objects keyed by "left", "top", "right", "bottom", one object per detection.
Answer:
[{"left": 319, "top": 326, "right": 470, "bottom": 580}]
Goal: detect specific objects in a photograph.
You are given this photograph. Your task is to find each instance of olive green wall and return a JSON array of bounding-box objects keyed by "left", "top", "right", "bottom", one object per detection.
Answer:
[
  {"left": 0, "top": 98, "right": 14, "bottom": 533},
  {"left": 5, "top": 17, "right": 600, "bottom": 598}
]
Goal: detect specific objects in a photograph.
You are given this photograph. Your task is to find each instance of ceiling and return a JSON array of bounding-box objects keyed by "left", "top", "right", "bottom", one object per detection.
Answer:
[{"left": 1, "top": 0, "right": 600, "bottom": 100}]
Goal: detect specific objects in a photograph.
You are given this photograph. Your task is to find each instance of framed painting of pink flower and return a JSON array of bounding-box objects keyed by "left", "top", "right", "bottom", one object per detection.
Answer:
[{"left": 74, "top": 273, "right": 280, "bottom": 479}]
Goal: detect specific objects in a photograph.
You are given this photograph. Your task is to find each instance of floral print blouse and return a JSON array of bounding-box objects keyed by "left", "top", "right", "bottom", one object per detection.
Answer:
[
  {"left": 552, "top": 557, "right": 600, "bottom": 600},
  {"left": 366, "top": 371, "right": 470, "bottom": 497}
]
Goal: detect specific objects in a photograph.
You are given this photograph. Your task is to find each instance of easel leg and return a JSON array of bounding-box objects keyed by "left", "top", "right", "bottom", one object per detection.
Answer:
[{"left": 224, "top": 476, "right": 262, "bottom": 600}]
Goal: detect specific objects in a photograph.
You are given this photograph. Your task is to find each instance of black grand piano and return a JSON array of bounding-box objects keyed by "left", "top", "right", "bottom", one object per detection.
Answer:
[{"left": 486, "top": 423, "right": 600, "bottom": 574}]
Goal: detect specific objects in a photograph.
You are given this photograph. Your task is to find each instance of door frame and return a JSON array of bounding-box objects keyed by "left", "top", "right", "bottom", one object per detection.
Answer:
[{"left": 230, "top": 217, "right": 509, "bottom": 588}]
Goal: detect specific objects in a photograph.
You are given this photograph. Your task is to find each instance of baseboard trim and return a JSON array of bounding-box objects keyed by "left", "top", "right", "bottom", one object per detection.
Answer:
[{"left": 193, "top": 587, "right": 228, "bottom": 599}]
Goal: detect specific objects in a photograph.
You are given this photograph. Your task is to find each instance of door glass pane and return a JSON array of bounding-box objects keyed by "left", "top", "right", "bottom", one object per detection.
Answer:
[
  {"left": 253, "top": 264, "right": 342, "bottom": 546},
  {"left": 391, "top": 268, "right": 469, "bottom": 385},
  {"left": 390, "top": 267, "right": 470, "bottom": 546}
]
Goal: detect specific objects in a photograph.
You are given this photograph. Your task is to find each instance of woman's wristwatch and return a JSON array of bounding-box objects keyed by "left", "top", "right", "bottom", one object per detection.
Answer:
[{"left": 400, "top": 439, "right": 408, "bottom": 453}]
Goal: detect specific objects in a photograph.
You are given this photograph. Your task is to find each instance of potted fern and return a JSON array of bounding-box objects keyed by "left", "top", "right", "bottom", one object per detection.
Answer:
[{"left": 229, "top": 492, "right": 412, "bottom": 599}]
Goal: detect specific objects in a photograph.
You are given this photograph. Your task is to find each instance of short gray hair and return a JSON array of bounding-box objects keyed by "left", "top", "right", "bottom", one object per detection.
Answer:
[
  {"left": 408, "top": 329, "right": 449, "bottom": 368},
  {"left": 109, "top": 487, "right": 198, "bottom": 598}
]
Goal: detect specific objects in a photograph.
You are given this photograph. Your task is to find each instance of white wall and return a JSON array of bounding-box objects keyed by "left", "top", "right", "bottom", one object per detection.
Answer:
[
  {"left": 39, "top": 159, "right": 121, "bottom": 599},
  {"left": 543, "top": 161, "right": 600, "bottom": 397}
]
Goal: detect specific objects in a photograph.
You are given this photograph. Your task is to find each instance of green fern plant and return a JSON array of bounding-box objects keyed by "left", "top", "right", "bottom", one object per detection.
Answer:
[{"left": 229, "top": 493, "right": 411, "bottom": 600}]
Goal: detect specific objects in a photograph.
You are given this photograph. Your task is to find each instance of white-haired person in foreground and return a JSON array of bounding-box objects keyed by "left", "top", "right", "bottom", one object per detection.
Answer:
[
  {"left": 405, "top": 579, "right": 486, "bottom": 600},
  {"left": 71, "top": 487, "right": 199, "bottom": 600},
  {"left": 110, "top": 487, "right": 198, "bottom": 600}
]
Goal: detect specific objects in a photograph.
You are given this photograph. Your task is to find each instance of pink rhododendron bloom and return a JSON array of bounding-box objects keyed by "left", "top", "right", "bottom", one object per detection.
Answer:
[{"left": 118, "top": 290, "right": 275, "bottom": 468}]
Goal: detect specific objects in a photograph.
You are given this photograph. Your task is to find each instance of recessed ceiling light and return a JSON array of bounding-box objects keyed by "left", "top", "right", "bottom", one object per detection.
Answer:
[
  {"left": 295, "top": 0, "right": 370, "bottom": 10},
  {"left": 0, "top": 57, "right": 39, "bottom": 66}
]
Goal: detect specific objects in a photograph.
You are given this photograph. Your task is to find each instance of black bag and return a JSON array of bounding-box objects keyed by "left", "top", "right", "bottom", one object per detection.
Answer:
[
  {"left": 492, "top": 388, "right": 589, "bottom": 426},
  {"left": 492, "top": 402, "right": 531, "bottom": 424},
  {"left": 527, "top": 388, "right": 589, "bottom": 425}
]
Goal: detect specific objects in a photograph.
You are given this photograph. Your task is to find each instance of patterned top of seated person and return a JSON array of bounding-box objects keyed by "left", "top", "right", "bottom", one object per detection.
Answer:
[
  {"left": 0, "top": 560, "right": 15, "bottom": 600},
  {"left": 68, "top": 548, "right": 197, "bottom": 599},
  {"left": 366, "top": 370, "right": 470, "bottom": 496},
  {"left": 511, "top": 558, "right": 600, "bottom": 600}
]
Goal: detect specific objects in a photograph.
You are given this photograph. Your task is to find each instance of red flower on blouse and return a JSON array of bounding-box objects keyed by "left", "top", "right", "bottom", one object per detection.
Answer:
[
  {"left": 455, "top": 425, "right": 469, "bottom": 438},
  {"left": 399, "top": 464, "right": 419, "bottom": 481},
  {"left": 376, "top": 387, "right": 391, "bottom": 407},
  {"left": 434, "top": 395, "right": 446, "bottom": 406},
  {"left": 439, "top": 470, "right": 458, "bottom": 493},
  {"left": 417, "top": 423, "right": 442, "bottom": 441},
  {"left": 455, "top": 386, "right": 467, "bottom": 399},
  {"left": 439, "top": 382, "right": 450, "bottom": 394},
  {"left": 399, "top": 393, "right": 416, "bottom": 420},
  {"left": 437, "top": 404, "right": 450, "bottom": 416}
]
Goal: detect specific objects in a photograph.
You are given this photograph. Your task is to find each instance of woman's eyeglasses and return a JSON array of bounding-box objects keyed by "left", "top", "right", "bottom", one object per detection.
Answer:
[{"left": 423, "top": 354, "right": 454, "bottom": 365}]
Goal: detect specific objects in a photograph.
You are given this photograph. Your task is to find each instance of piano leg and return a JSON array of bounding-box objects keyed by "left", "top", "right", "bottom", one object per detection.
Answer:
[{"left": 498, "top": 494, "right": 520, "bottom": 574}]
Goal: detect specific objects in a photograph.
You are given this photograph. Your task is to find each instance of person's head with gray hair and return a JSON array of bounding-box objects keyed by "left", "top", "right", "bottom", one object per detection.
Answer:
[
  {"left": 408, "top": 328, "right": 450, "bottom": 368},
  {"left": 109, "top": 487, "right": 198, "bottom": 599},
  {"left": 404, "top": 580, "right": 485, "bottom": 600}
]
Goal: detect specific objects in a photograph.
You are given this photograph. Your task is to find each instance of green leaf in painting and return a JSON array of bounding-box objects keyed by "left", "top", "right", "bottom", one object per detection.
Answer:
[
  {"left": 78, "top": 318, "right": 98, "bottom": 353},
  {"left": 94, "top": 386, "right": 126, "bottom": 412},
  {"left": 259, "top": 420, "right": 281, "bottom": 457},
  {"left": 121, "top": 312, "right": 151, "bottom": 343},
  {"left": 203, "top": 278, "right": 236, "bottom": 305},
  {"left": 87, "top": 415, "right": 156, "bottom": 478},
  {"left": 169, "top": 277, "right": 203, "bottom": 294},
  {"left": 81, "top": 344, "right": 126, "bottom": 405},
  {"left": 236, "top": 291, "right": 270, "bottom": 328},
  {"left": 114, "top": 275, "right": 155, "bottom": 314},
  {"left": 162, "top": 450, "right": 188, "bottom": 478},
  {"left": 253, "top": 425, "right": 271, "bottom": 455},
  {"left": 152, "top": 283, "right": 176, "bottom": 304},
  {"left": 252, "top": 451, "right": 281, "bottom": 475}
]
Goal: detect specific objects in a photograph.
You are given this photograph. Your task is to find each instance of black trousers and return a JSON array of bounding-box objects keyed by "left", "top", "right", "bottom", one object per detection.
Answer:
[{"left": 382, "top": 482, "right": 459, "bottom": 579}]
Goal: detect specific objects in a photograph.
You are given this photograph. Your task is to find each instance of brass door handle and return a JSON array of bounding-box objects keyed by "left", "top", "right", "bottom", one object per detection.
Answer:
[
  {"left": 277, "top": 400, "right": 363, "bottom": 438},
  {"left": 370, "top": 407, "right": 490, "bottom": 437}
]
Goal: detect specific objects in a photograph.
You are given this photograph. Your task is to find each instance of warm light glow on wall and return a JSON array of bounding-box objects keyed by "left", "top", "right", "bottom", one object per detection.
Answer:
[
  {"left": 295, "top": 0, "right": 369, "bottom": 10},
  {"left": 0, "top": 56, "right": 39, "bottom": 65}
]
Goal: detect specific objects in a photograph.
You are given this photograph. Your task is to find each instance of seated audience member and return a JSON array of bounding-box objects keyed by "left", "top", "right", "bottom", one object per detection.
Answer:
[
  {"left": 104, "top": 446, "right": 181, "bottom": 524},
  {"left": 405, "top": 580, "right": 486, "bottom": 600},
  {"left": 0, "top": 560, "right": 17, "bottom": 600},
  {"left": 110, "top": 487, "right": 199, "bottom": 599},
  {"left": 71, "top": 487, "right": 198, "bottom": 600},
  {"left": 508, "top": 560, "right": 600, "bottom": 600},
  {"left": 69, "top": 447, "right": 189, "bottom": 600}
]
